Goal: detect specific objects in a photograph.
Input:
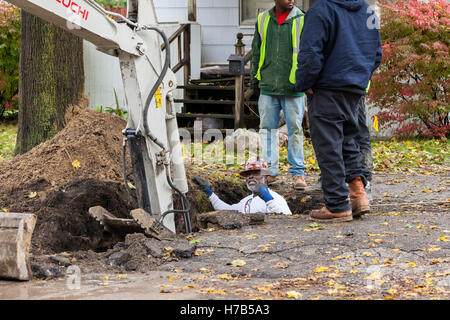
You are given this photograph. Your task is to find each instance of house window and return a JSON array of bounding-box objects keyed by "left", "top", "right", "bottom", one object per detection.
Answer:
[{"left": 240, "top": 0, "right": 305, "bottom": 26}]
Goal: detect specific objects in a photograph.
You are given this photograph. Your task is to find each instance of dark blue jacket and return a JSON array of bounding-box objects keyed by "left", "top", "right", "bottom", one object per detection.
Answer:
[{"left": 295, "top": 0, "right": 382, "bottom": 92}]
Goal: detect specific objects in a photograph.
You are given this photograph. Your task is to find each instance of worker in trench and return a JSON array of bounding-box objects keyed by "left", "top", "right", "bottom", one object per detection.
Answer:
[{"left": 192, "top": 156, "right": 292, "bottom": 215}]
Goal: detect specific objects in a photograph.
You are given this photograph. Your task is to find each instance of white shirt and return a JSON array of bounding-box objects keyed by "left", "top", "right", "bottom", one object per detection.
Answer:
[{"left": 208, "top": 189, "right": 292, "bottom": 215}]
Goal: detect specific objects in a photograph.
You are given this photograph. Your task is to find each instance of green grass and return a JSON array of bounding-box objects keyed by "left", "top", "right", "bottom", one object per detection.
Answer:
[
  {"left": 183, "top": 136, "right": 449, "bottom": 175},
  {"left": 372, "top": 137, "right": 449, "bottom": 173},
  {"left": 0, "top": 120, "right": 17, "bottom": 162}
]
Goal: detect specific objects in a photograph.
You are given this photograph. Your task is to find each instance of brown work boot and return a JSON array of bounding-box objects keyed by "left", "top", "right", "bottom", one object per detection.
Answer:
[
  {"left": 349, "top": 177, "right": 370, "bottom": 217},
  {"left": 309, "top": 206, "right": 353, "bottom": 223},
  {"left": 266, "top": 176, "right": 280, "bottom": 186},
  {"left": 293, "top": 175, "right": 307, "bottom": 190}
]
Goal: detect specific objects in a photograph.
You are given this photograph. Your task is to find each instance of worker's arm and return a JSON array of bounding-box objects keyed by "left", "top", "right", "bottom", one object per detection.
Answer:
[
  {"left": 294, "top": 6, "right": 329, "bottom": 92},
  {"left": 193, "top": 176, "right": 240, "bottom": 211},
  {"left": 208, "top": 193, "right": 241, "bottom": 211},
  {"left": 251, "top": 21, "right": 262, "bottom": 84},
  {"left": 257, "top": 186, "right": 292, "bottom": 215}
]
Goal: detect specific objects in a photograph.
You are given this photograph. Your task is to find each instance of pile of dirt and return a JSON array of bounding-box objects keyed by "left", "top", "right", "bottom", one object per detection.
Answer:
[
  {"left": 30, "top": 233, "right": 197, "bottom": 276},
  {"left": 0, "top": 101, "right": 139, "bottom": 254}
]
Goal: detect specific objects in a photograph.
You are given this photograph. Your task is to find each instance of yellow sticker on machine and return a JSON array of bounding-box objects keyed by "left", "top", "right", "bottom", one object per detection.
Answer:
[{"left": 155, "top": 87, "right": 162, "bottom": 108}]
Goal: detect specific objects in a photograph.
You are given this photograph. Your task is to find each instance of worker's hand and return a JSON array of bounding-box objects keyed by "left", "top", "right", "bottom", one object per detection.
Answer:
[
  {"left": 255, "top": 184, "right": 274, "bottom": 203},
  {"left": 305, "top": 88, "right": 314, "bottom": 95},
  {"left": 192, "top": 176, "right": 213, "bottom": 196},
  {"left": 252, "top": 81, "right": 260, "bottom": 97},
  {"left": 266, "top": 200, "right": 285, "bottom": 215}
]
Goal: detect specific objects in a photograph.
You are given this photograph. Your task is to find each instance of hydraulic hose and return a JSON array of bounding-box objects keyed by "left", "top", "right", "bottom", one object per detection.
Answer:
[
  {"left": 122, "top": 137, "right": 132, "bottom": 197},
  {"left": 141, "top": 25, "right": 171, "bottom": 139},
  {"left": 160, "top": 163, "right": 192, "bottom": 234}
]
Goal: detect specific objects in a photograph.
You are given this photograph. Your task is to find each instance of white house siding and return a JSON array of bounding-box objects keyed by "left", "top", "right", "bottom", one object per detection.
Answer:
[
  {"left": 154, "top": 0, "right": 253, "bottom": 65},
  {"left": 83, "top": 41, "right": 126, "bottom": 111},
  {"left": 83, "top": 22, "right": 201, "bottom": 113}
]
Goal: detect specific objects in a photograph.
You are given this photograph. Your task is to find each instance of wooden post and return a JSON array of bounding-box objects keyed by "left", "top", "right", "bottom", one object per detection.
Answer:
[
  {"left": 188, "top": 0, "right": 196, "bottom": 22},
  {"left": 234, "top": 33, "right": 245, "bottom": 129},
  {"left": 183, "top": 24, "right": 191, "bottom": 110}
]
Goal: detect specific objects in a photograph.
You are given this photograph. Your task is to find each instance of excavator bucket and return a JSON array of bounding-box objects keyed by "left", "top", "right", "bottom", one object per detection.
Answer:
[
  {"left": 89, "top": 206, "right": 175, "bottom": 240},
  {"left": 89, "top": 206, "right": 143, "bottom": 235},
  {"left": 0, "top": 213, "right": 37, "bottom": 281}
]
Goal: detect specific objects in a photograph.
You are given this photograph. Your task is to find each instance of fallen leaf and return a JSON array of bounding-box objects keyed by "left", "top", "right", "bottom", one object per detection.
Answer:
[
  {"left": 331, "top": 256, "right": 343, "bottom": 261},
  {"left": 72, "top": 160, "right": 81, "bottom": 168},
  {"left": 303, "top": 223, "right": 324, "bottom": 232},
  {"left": 190, "top": 238, "right": 202, "bottom": 244},
  {"left": 28, "top": 191, "right": 37, "bottom": 198},
  {"left": 314, "top": 266, "right": 331, "bottom": 273},
  {"left": 387, "top": 288, "right": 397, "bottom": 295},
  {"left": 229, "top": 259, "right": 246, "bottom": 267},
  {"left": 287, "top": 291, "right": 302, "bottom": 299},
  {"left": 218, "top": 274, "right": 235, "bottom": 280}
]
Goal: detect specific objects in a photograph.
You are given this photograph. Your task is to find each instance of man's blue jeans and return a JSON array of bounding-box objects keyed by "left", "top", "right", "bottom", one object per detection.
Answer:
[{"left": 258, "top": 94, "right": 306, "bottom": 177}]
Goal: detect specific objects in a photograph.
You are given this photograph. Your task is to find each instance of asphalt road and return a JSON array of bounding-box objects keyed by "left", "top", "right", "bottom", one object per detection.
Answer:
[{"left": 0, "top": 173, "right": 449, "bottom": 300}]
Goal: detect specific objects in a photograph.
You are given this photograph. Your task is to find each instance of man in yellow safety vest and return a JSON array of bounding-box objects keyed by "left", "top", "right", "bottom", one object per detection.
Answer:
[{"left": 251, "top": 0, "right": 307, "bottom": 190}]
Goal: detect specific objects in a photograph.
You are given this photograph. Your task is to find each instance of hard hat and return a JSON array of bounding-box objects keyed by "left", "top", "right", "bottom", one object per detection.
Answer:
[{"left": 239, "top": 156, "right": 273, "bottom": 177}]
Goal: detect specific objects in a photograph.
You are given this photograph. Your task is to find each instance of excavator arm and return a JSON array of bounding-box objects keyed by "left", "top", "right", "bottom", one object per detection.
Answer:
[{"left": 1, "top": 0, "right": 191, "bottom": 280}]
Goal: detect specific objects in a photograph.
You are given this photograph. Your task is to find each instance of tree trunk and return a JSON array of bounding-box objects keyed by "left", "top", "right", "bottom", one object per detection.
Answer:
[{"left": 15, "top": 11, "right": 84, "bottom": 155}]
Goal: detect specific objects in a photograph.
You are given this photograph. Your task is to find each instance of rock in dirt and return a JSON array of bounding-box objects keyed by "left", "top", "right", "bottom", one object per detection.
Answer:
[
  {"left": 31, "top": 265, "right": 64, "bottom": 280},
  {"left": 172, "top": 242, "right": 196, "bottom": 259},
  {"left": 246, "top": 213, "right": 265, "bottom": 225},
  {"left": 49, "top": 255, "right": 72, "bottom": 267},
  {"left": 106, "top": 252, "right": 131, "bottom": 267},
  {"left": 144, "top": 241, "right": 163, "bottom": 258},
  {"left": 113, "top": 242, "right": 126, "bottom": 249},
  {"left": 197, "top": 211, "right": 265, "bottom": 230}
]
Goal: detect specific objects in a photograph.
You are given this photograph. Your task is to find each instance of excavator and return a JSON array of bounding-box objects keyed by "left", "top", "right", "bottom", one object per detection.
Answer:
[{"left": 0, "top": 0, "right": 191, "bottom": 280}]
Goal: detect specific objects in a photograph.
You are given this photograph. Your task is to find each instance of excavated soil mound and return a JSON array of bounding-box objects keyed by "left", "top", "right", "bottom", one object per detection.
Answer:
[{"left": 0, "top": 103, "right": 139, "bottom": 254}]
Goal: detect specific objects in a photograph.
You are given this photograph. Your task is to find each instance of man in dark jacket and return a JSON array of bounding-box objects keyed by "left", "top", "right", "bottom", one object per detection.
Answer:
[{"left": 295, "top": 0, "right": 382, "bottom": 222}]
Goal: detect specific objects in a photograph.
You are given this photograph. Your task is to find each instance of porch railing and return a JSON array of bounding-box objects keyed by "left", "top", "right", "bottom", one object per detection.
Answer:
[{"left": 161, "top": 23, "right": 191, "bottom": 93}]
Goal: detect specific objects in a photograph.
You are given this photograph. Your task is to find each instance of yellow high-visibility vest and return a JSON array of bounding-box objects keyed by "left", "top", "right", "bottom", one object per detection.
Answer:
[{"left": 255, "top": 10, "right": 304, "bottom": 84}]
